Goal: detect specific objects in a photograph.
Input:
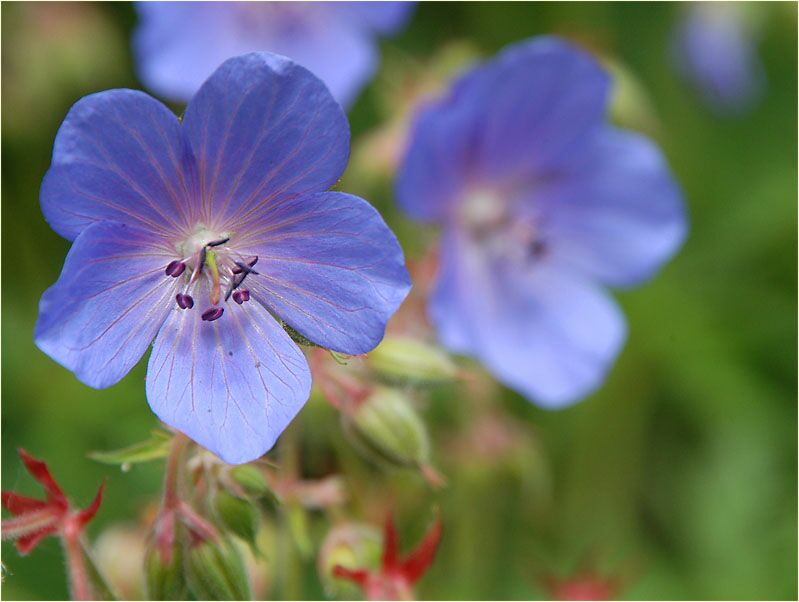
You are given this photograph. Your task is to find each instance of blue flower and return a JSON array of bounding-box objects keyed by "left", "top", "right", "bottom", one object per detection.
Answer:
[
  {"left": 396, "top": 37, "right": 686, "bottom": 408},
  {"left": 671, "top": 4, "right": 764, "bottom": 114},
  {"left": 133, "top": 1, "right": 415, "bottom": 107},
  {"left": 35, "top": 53, "right": 411, "bottom": 463}
]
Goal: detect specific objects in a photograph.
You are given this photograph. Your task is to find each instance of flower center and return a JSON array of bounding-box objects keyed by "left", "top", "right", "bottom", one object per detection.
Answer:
[
  {"left": 164, "top": 226, "right": 259, "bottom": 322},
  {"left": 460, "top": 189, "right": 547, "bottom": 264}
]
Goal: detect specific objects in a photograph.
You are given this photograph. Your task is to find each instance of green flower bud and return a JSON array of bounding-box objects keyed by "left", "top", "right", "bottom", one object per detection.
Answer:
[
  {"left": 318, "top": 523, "right": 382, "bottom": 597},
  {"left": 228, "top": 465, "right": 271, "bottom": 499},
  {"left": 345, "top": 387, "right": 431, "bottom": 470},
  {"left": 213, "top": 489, "right": 260, "bottom": 552},
  {"left": 185, "top": 536, "right": 251, "bottom": 601},
  {"left": 144, "top": 541, "right": 188, "bottom": 601},
  {"left": 367, "top": 336, "right": 457, "bottom": 386}
]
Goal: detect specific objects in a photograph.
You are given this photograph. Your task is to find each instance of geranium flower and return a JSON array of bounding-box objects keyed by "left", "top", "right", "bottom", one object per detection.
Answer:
[
  {"left": 671, "top": 4, "right": 764, "bottom": 114},
  {"left": 35, "top": 52, "right": 411, "bottom": 463},
  {"left": 396, "top": 37, "right": 687, "bottom": 407},
  {"left": 133, "top": 1, "right": 416, "bottom": 107},
  {"left": 333, "top": 514, "right": 442, "bottom": 600}
]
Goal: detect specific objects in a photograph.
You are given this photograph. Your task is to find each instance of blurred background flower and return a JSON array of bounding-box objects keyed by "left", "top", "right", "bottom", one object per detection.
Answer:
[
  {"left": 671, "top": 3, "right": 765, "bottom": 114},
  {"left": 133, "top": 1, "right": 415, "bottom": 106},
  {"left": 1, "top": 2, "right": 796, "bottom": 600},
  {"left": 396, "top": 37, "right": 686, "bottom": 408}
]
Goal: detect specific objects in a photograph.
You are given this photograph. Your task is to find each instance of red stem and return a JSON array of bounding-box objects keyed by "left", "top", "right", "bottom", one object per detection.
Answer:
[{"left": 62, "top": 522, "right": 91, "bottom": 601}]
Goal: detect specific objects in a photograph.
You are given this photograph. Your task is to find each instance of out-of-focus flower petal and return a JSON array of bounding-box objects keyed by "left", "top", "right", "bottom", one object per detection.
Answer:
[
  {"left": 133, "top": 2, "right": 413, "bottom": 106},
  {"left": 396, "top": 95, "right": 479, "bottom": 222},
  {"left": 134, "top": 2, "right": 238, "bottom": 103},
  {"left": 538, "top": 128, "right": 687, "bottom": 288},
  {"left": 254, "top": 18, "right": 377, "bottom": 109},
  {"left": 146, "top": 281, "right": 312, "bottom": 464},
  {"left": 473, "top": 37, "right": 610, "bottom": 181},
  {"left": 397, "top": 37, "right": 609, "bottom": 219},
  {"left": 672, "top": 5, "right": 764, "bottom": 114},
  {"left": 35, "top": 221, "right": 175, "bottom": 389},
  {"left": 431, "top": 231, "right": 626, "bottom": 407},
  {"left": 333, "top": 1, "right": 416, "bottom": 34},
  {"left": 40, "top": 89, "right": 196, "bottom": 241},
  {"left": 182, "top": 52, "right": 349, "bottom": 229},
  {"left": 241, "top": 192, "right": 411, "bottom": 355}
]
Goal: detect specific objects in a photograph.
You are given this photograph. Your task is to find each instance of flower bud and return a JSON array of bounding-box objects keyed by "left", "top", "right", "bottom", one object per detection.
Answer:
[
  {"left": 345, "top": 387, "right": 431, "bottom": 471},
  {"left": 228, "top": 465, "right": 271, "bottom": 499},
  {"left": 144, "top": 539, "right": 188, "bottom": 601},
  {"left": 213, "top": 489, "right": 260, "bottom": 551},
  {"left": 318, "top": 522, "right": 382, "bottom": 597},
  {"left": 185, "top": 536, "right": 251, "bottom": 601},
  {"left": 94, "top": 525, "right": 147, "bottom": 600},
  {"left": 367, "top": 336, "right": 457, "bottom": 386}
]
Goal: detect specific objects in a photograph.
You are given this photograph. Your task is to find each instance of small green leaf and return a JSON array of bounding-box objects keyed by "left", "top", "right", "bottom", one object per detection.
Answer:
[{"left": 88, "top": 431, "right": 172, "bottom": 468}]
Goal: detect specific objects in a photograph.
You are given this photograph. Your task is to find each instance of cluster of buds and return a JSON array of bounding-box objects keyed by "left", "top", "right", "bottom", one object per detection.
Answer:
[
  {"left": 1, "top": 449, "right": 112, "bottom": 600},
  {"left": 144, "top": 436, "right": 255, "bottom": 601}
]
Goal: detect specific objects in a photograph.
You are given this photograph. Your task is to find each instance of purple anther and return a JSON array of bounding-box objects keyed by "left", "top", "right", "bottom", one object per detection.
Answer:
[
  {"left": 201, "top": 307, "right": 224, "bottom": 322},
  {"left": 165, "top": 260, "right": 186, "bottom": 277},
  {"left": 232, "top": 256, "right": 259, "bottom": 274},
  {"left": 232, "top": 289, "right": 250, "bottom": 304},
  {"left": 176, "top": 293, "right": 195, "bottom": 309}
]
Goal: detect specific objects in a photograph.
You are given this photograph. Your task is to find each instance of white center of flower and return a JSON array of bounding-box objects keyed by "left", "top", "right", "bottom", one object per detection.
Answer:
[
  {"left": 460, "top": 189, "right": 547, "bottom": 264},
  {"left": 178, "top": 225, "right": 230, "bottom": 260}
]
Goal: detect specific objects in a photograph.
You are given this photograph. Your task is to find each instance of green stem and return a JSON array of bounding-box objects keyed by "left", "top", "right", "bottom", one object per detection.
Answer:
[{"left": 279, "top": 423, "right": 303, "bottom": 601}]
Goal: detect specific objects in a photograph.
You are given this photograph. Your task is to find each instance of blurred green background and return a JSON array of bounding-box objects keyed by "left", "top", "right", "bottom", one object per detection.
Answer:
[{"left": 2, "top": 2, "right": 796, "bottom": 600}]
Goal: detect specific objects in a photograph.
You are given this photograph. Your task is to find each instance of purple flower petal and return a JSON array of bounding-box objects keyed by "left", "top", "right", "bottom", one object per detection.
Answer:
[
  {"left": 181, "top": 52, "right": 349, "bottom": 229},
  {"left": 396, "top": 37, "right": 610, "bottom": 220},
  {"left": 473, "top": 37, "right": 610, "bottom": 182},
  {"left": 239, "top": 192, "right": 411, "bottom": 355},
  {"left": 671, "top": 5, "right": 764, "bottom": 114},
  {"left": 242, "top": 14, "right": 377, "bottom": 109},
  {"left": 40, "top": 90, "right": 196, "bottom": 241},
  {"left": 146, "top": 280, "right": 311, "bottom": 464},
  {"left": 35, "top": 221, "right": 175, "bottom": 388},
  {"left": 133, "top": 2, "right": 413, "bottom": 106},
  {"left": 537, "top": 128, "right": 688, "bottom": 288},
  {"left": 333, "top": 1, "right": 416, "bottom": 35},
  {"left": 395, "top": 94, "right": 479, "bottom": 222},
  {"left": 431, "top": 231, "right": 626, "bottom": 407}
]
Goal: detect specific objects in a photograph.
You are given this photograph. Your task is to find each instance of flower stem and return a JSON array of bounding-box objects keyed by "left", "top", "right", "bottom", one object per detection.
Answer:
[
  {"left": 279, "top": 423, "right": 303, "bottom": 600},
  {"left": 61, "top": 529, "right": 115, "bottom": 600},
  {"left": 163, "top": 432, "right": 190, "bottom": 510}
]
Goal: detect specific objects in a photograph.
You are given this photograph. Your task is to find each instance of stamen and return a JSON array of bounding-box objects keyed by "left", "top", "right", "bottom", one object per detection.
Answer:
[
  {"left": 202, "top": 307, "right": 224, "bottom": 322},
  {"left": 176, "top": 293, "right": 194, "bottom": 310},
  {"left": 205, "top": 237, "right": 230, "bottom": 248},
  {"left": 232, "top": 256, "right": 259, "bottom": 274},
  {"left": 197, "top": 246, "right": 207, "bottom": 275},
  {"left": 165, "top": 260, "right": 186, "bottom": 277},
  {"left": 232, "top": 289, "right": 250, "bottom": 304}
]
